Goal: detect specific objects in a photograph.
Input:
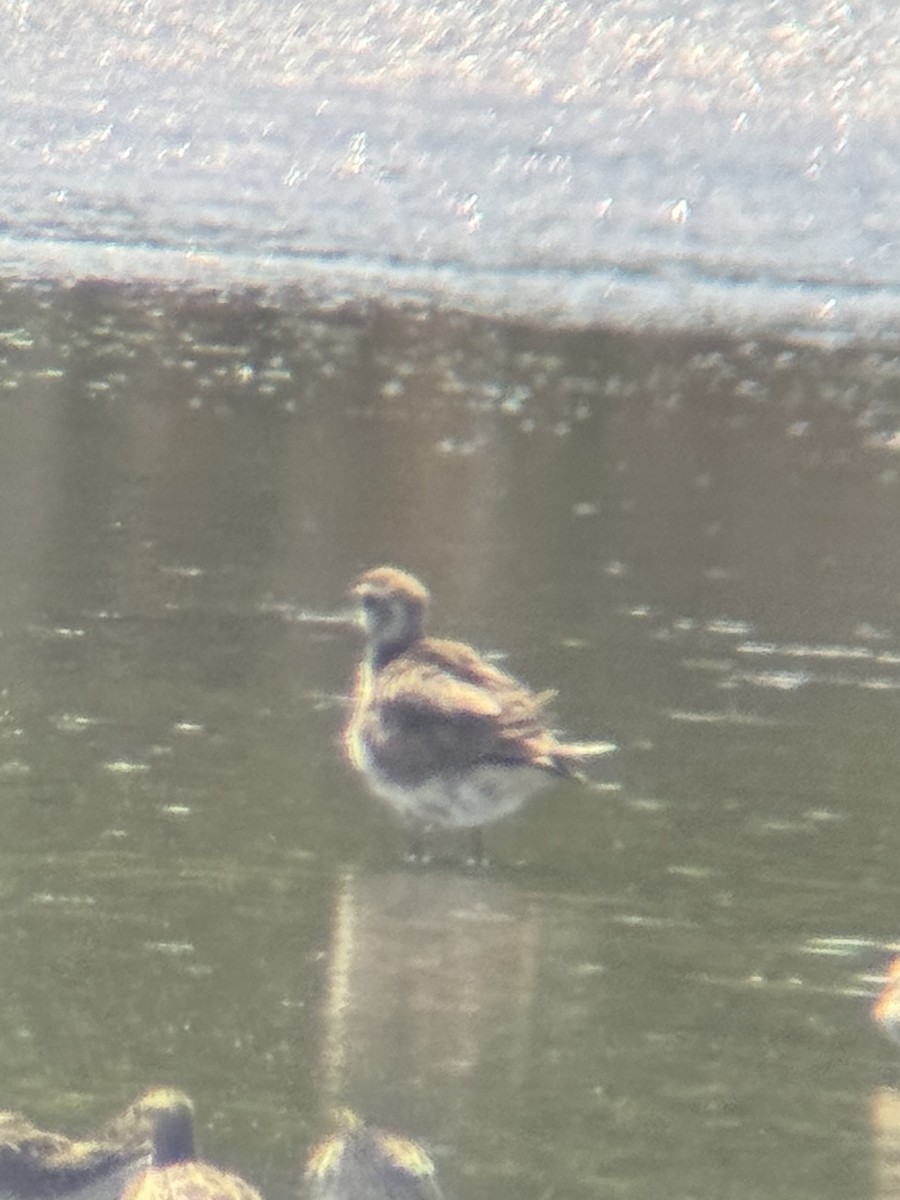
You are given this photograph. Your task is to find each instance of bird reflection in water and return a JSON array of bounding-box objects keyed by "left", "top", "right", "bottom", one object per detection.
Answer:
[{"left": 317, "top": 864, "right": 539, "bottom": 1177}]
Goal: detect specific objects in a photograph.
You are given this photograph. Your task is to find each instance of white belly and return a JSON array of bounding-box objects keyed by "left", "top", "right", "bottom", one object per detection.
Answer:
[{"left": 351, "top": 738, "right": 551, "bottom": 829}]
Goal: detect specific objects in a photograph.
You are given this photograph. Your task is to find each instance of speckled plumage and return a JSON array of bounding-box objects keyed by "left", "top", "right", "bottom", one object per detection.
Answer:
[
  {"left": 305, "top": 1110, "right": 442, "bottom": 1200},
  {"left": 0, "top": 1098, "right": 151, "bottom": 1199},
  {"left": 344, "top": 566, "right": 614, "bottom": 833}
]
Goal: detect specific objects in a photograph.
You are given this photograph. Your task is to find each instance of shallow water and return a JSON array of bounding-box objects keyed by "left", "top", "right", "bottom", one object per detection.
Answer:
[{"left": 0, "top": 279, "right": 898, "bottom": 1200}]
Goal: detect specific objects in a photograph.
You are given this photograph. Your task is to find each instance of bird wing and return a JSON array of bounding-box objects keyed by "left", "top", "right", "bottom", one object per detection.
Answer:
[{"left": 366, "top": 638, "right": 559, "bottom": 781}]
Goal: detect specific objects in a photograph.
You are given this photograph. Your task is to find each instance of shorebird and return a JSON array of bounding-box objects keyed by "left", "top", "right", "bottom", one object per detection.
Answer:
[
  {"left": 0, "top": 1096, "right": 152, "bottom": 1199},
  {"left": 305, "top": 1109, "right": 442, "bottom": 1200},
  {"left": 121, "top": 1089, "right": 261, "bottom": 1200},
  {"left": 343, "top": 566, "right": 614, "bottom": 856}
]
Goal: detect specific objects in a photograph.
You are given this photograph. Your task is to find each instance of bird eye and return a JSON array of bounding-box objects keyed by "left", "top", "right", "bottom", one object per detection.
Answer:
[{"left": 360, "top": 594, "right": 377, "bottom": 610}]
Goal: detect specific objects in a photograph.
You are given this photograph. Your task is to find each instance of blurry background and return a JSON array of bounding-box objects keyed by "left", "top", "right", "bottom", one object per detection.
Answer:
[
  {"left": 3, "top": 0, "right": 899, "bottom": 335},
  {"left": 1, "top": 3, "right": 900, "bottom": 1200}
]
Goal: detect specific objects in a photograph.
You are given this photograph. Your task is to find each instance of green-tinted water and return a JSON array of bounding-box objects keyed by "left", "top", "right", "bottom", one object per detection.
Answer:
[{"left": 0, "top": 280, "right": 898, "bottom": 1200}]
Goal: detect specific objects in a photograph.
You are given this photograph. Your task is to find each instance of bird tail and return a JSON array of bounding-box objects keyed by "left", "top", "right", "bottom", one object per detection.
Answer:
[
  {"left": 540, "top": 739, "right": 617, "bottom": 780},
  {"left": 560, "top": 739, "right": 617, "bottom": 759}
]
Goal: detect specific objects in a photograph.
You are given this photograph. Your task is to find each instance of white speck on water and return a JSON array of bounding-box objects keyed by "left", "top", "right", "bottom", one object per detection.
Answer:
[
  {"left": 31, "top": 625, "right": 86, "bottom": 640},
  {"left": 801, "top": 936, "right": 879, "bottom": 957},
  {"left": 572, "top": 961, "right": 606, "bottom": 977},
  {"left": 740, "top": 670, "right": 812, "bottom": 690},
  {"left": 145, "top": 941, "right": 195, "bottom": 956},
  {"left": 626, "top": 605, "right": 653, "bottom": 618},
  {"left": 680, "top": 657, "right": 735, "bottom": 673},
  {"left": 159, "top": 564, "right": 204, "bottom": 578},
  {"left": 0, "top": 760, "right": 30, "bottom": 777},
  {"left": 667, "top": 709, "right": 781, "bottom": 726},
  {"left": 613, "top": 913, "right": 696, "bottom": 929},
  {"left": 752, "top": 817, "right": 813, "bottom": 833},
  {"left": 817, "top": 298, "right": 837, "bottom": 320},
  {"left": 667, "top": 865, "right": 719, "bottom": 879},
  {"left": 626, "top": 797, "right": 670, "bottom": 812},
  {"left": 735, "top": 379, "right": 766, "bottom": 400},
  {"left": 174, "top": 720, "right": 205, "bottom": 734},
  {"left": 0, "top": 329, "right": 34, "bottom": 349},
  {"left": 737, "top": 641, "right": 873, "bottom": 661},
  {"left": 706, "top": 617, "right": 754, "bottom": 636},
  {"left": 52, "top": 712, "right": 102, "bottom": 733},
  {"left": 855, "top": 623, "right": 891, "bottom": 641}
]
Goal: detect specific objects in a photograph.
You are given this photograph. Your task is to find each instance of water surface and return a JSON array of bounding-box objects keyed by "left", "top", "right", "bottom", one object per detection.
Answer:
[{"left": 0, "top": 280, "right": 898, "bottom": 1198}]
